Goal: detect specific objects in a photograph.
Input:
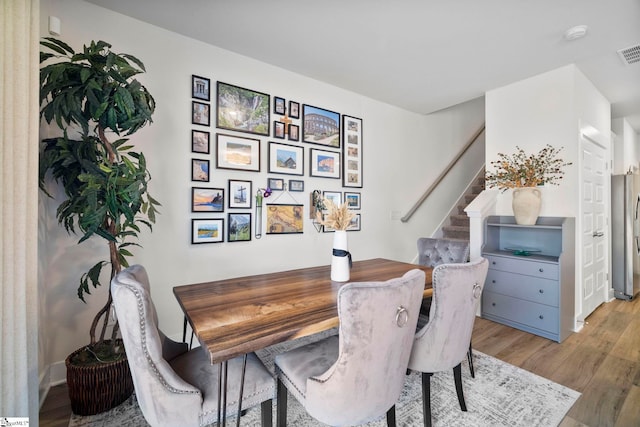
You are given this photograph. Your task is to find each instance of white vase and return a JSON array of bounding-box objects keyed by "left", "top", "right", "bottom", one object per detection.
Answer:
[
  {"left": 331, "top": 230, "right": 351, "bottom": 282},
  {"left": 512, "top": 187, "right": 542, "bottom": 225}
]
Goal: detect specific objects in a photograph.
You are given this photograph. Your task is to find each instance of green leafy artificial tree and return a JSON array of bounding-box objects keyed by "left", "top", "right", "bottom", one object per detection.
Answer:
[{"left": 39, "top": 38, "right": 160, "bottom": 362}]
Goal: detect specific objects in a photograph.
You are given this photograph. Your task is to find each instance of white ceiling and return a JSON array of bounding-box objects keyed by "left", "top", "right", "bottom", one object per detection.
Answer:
[{"left": 86, "top": 0, "right": 640, "bottom": 133}]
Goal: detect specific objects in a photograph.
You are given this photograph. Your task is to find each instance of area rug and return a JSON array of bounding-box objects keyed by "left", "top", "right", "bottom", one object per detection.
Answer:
[{"left": 69, "top": 330, "right": 580, "bottom": 427}]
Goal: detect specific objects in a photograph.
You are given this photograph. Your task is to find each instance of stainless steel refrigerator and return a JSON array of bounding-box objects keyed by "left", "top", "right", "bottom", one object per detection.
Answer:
[{"left": 611, "top": 173, "right": 640, "bottom": 300}]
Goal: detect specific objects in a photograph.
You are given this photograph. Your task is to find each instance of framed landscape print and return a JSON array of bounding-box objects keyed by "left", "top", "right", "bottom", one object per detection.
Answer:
[
  {"left": 228, "top": 213, "right": 251, "bottom": 242},
  {"left": 347, "top": 214, "right": 361, "bottom": 231},
  {"left": 344, "top": 192, "right": 361, "bottom": 209},
  {"left": 192, "top": 218, "right": 224, "bottom": 244},
  {"left": 342, "top": 115, "right": 363, "bottom": 188},
  {"left": 266, "top": 204, "right": 304, "bottom": 234},
  {"left": 191, "top": 159, "right": 210, "bottom": 182},
  {"left": 192, "top": 75, "right": 210, "bottom": 101},
  {"left": 268, "top": 142, "right": 304, "bottom": 176},
  {"left": 192, "top": 101, "right": 210, "bottom": 126},
  {"left": 228, "top": 179, "right": 252, "bottom": 209},
  {"left": 310, "top": 148, "right": 340, "bottom": 179},
  {"left": 323, "top": 191, "right": 342, "bottom": 206},
  {"left": 216, "top": 81, "right": 270, "bottom": 136},
  {"left": 216, "top": 133, "right": 261, "bottom": 172},
  {"left": 192, "top": 187, "right": 224, "bottom": 212},
  {"left": 302, "top": 104, "right": 341, "bottom": 148},
  {"left": 192, "top": 130, "right": 210, "bottom": 154}
]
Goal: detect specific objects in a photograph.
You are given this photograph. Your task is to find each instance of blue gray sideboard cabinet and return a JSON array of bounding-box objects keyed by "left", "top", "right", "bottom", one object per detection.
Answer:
[{"left": 481, "top": 216, "right": 575, "bottom": 342}]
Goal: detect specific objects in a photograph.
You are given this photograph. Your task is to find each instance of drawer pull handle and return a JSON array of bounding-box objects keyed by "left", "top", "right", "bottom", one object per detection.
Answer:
[
  {"left": 492, "top": 303, "right": 496, "bottom": 306},
  {"left": 539, "top": 315, "right": 544, "bottom": 319},
  {"left": 492, "top": 261, "right": 496, "bottom": 265},
  {"left": 539, "top": 268, "right": 544, "bottom": 272},
  {"left": 539, "top": 289, "right": 544, "bottom": 293},
  {"left": 492, "top": 280, "right": 496, "bottom": 283}
]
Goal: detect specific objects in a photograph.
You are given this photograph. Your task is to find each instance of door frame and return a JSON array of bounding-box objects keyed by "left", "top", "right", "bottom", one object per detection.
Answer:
[{"left": 577, "top": 123, "right": 611, "bottom": 325}]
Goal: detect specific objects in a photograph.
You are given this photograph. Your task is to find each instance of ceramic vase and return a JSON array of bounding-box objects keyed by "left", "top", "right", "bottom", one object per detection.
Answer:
[
  {"left": 512, "top": 187, "right": 542, "bottom": 225},
  {"left": 331, "top": 230, "right": 350, "bottom": 282}
]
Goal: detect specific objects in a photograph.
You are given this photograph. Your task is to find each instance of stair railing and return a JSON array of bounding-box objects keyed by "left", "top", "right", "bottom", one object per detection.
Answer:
[{"left": 400, "top": 123, "right": 486, "bottom": 223}]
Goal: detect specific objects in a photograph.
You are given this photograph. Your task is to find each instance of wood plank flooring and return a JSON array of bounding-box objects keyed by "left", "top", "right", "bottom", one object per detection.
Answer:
[{"left": 39, "top": 296, "right": 640, "bottom": 426}]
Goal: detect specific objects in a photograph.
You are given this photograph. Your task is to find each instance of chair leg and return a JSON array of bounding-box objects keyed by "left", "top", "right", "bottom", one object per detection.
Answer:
[
  {"left": 467, "top": 342, "right": 475, "bottom": 379},
  {"left": 276, "top": 378, "right": 288, "bottom": 427},
  {"left": 421, "top": 372, "right": 433, "bottom": 427},
  {"left": 261, "top": 399, "right": 273, "bottom": 427},
  {"left": 386, "top": 404, "right": 396, "bottom": 427},
  {"left": 453, "top": 363, "right": 467, "bottom": 412}
]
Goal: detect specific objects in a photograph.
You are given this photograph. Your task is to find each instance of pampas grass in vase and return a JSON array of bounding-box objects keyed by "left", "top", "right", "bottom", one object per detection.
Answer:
[{"left": 316, "top": 198, "right": 356, "bottom": 281}]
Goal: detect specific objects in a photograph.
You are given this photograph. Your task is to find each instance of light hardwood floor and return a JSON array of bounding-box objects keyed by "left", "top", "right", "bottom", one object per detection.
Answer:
[{"left": 40, "top": 296, "right": 640, "bottom": 427}]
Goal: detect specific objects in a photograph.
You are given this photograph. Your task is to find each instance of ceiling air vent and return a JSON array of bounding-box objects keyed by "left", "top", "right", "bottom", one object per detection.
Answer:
[{"left": 617, "top": 44, "right": 640, "bottom": 65}]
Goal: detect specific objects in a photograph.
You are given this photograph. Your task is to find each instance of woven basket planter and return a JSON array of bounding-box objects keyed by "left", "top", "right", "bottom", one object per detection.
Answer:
[{"left": 65, "top": 342, "right": 134, "bottom": 415}]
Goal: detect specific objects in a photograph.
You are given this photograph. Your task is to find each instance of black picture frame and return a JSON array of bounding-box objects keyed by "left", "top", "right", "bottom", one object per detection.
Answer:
[
  {"left": 192, "top": 101, "right": 210, "bottom": 126},
  {"left": 228, "top": 213, "right": 252, "bottom": 242},
  {"left": 268, "top": 177, "right": 284, "bottom": 191},
  {"left": 228, "top": 179, "right": 252, "bottom": 209},
  {"left": 344, "top": 192, "right": 361, "bottom": 209},
  {"left": 289, "top": 100, "right": 300, "bottom": 119},
  {"left": 191, "top": 129, "right": 210, "bottom": 154},
  {"left": 192, "top": 75, "right": 210, "bottom": 101},
  {"left": 274, "top": 121, "right": 286, "bottom": 139},
  {"left": 191, "top": 159, "right": 210, "bottom": 182},
  {"left": 191, "top": 218, "right": 224, "bottom": 244},
  {"left": 342, "top": 115, "right": 363, "bottom": 188},
  {"left": 216, "top": 133, "right": 261, "bottom": 172},
  {"left": 289, "top": 179, "right": 304, "bottom": 192},
  {"left": 288, "top": 124, "right": 299, "bottom": 141},
  {"left": 268, "top": 142, "right": 304, "bottom": 176},
  {"left": 274, "top": 96, "right": 286, "bottom": 115},
  {"left": 310, "top": 148, "right": 340, "bottom": 179},
  {"left": 216, "top": 81, "right": 270, "bottom": 136},
  {"left": 192, "top": 187, "right": 224, "bottom": 212},
  {"left": 302, "top": 104, "right": 341, "bottom": 148}
]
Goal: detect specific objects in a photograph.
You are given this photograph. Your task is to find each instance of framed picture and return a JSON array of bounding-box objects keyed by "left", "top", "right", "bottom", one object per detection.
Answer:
[
  {"left": 192, "top": 187, "right": 224, "bottom": 212},
  {"left": 310, "top": 148, "right": 340, "bottom": 179},
  {"left": 192, "top": 101, "right": 210, "bottom": 126},
  {"left": 266, "top": 204, "right": 304, "bottom": 234},
  {"left": 274, "top": 121, "right": 286, "bottom": 139},
  {"left": 288, "top": 124, "right": 299, "bottom": 141},
  {"left": 268, "top": 177, "right": 284, "bottom": 191},
  {"left": 347, "top": 214, "right": 361, "bottom": 231},
  {"left": 268, "top": 142, "right": 304, "bottom": 176},
  {"left": 302, "top": 104, "right": 340, "bottom": 148},
  {"left": 191, "top": 218, "right": 224, "bottom": 244},
  {"left": 191, "top": 159, "right": 210, "bottom": 182},
  {"left": 342, "top": 115, "right": 363, "bottom": 188},
  {"left": 216, "top": 133, "right": 261, "bottom": 172},
  {"left": 289, "top": 101, "right": 300, "bottom": 119},
  {"left": 228, "top": 213, "right": 252, "bottom": 242},
  {"left": 323, "top": 191, "right": 342, "bottom": 206},
  {"left": 344, "top": 192, "right": 361, "bottom": 209},
  {"left": 192, "top": 130, "right": 210, "bottom": 154},
  {"left": 228, "top": 179, "right": 252, "bottom": 209},
  {"left": 216, "top": 81, "right": 270, "bottom": 136},
  {"left": 192, "top": 75, "right": 210, "bottom": 101},
  {"left": 274, "top": 96, "right": 286, "bottom": 115},
  {"left": 289, "top": 179, "right": 304, "bottom": 192}
]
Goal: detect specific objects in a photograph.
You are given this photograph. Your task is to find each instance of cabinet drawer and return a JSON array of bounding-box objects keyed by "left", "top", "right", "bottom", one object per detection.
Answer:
[
  {"left": 484, "top": 254, "right": 558, "bottom": 280},
  {"left": 485, "top": 269, "right": 558, "bottom": 306},
  {"left": 482, "top": 291, "right": 559, "bottom": 334}
]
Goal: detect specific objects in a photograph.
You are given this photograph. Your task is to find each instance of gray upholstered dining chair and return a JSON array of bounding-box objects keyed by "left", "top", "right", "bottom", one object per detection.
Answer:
[
  {"left": 415, "top": 237, "right": 476, "bottom": 376},
  {"left": 407, "top": 257, "right": 489, "bottom": 427},
  {"left": 274, "top": 269, "right": 426, "bottom": 427},
  {"left": 111, "top": 265, "right": 275, "bottom": 427}
]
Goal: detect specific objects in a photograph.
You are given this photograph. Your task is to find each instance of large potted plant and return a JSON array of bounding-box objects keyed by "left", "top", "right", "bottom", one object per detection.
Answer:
[{"left": 39, "top": 37, "right": 160, "bottom": 414}]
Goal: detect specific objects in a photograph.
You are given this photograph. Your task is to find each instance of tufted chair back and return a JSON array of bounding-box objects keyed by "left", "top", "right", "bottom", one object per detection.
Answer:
[{"left": 417, "top": 237, "right": 470, "bottom": 267}]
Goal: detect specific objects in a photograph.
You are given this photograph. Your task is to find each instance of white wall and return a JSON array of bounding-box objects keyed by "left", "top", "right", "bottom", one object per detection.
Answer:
[
  {"left": 39, "top": 0, "right": 485, "bottom": 383},
  {"left": 485, "top": 64, "right": 611, "bottom": 326},
  {"left": 612, "top": 117, "right": 640, "bottom": 174}
]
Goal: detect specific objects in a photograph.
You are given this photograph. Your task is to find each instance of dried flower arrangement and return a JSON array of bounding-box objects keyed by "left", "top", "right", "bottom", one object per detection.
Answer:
[
  {"left": 486, "top": 145, "right": 572, "bottom": 191},
  {"left": 315, "top": 198, "right": 355, "bottom": 231}
]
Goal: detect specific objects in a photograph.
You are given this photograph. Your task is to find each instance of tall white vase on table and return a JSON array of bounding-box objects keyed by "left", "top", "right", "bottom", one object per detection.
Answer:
[
  {"left": 331, "top": 230, "right": 351, "bottom": 282},
  {"left": 512, "top": 187, "right": 542, "bottom": 225}
]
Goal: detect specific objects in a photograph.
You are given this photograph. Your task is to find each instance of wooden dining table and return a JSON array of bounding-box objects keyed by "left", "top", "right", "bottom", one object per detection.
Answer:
[{"left": 173, "top": 258, "right": 433, "bottom": 365}]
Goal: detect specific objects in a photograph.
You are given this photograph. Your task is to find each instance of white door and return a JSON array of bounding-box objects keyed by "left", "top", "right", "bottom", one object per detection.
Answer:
[{"left": 580, "top": 136, "right": 608, "bottom": 319}]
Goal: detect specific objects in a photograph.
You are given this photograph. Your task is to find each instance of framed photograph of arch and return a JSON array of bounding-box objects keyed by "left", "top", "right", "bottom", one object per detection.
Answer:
[
  {"left": 302, "top": 104, "right": 341, "bottom": 148},
  {"left": 342, "top": 115, "right": 363, "bottom": 188}
]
